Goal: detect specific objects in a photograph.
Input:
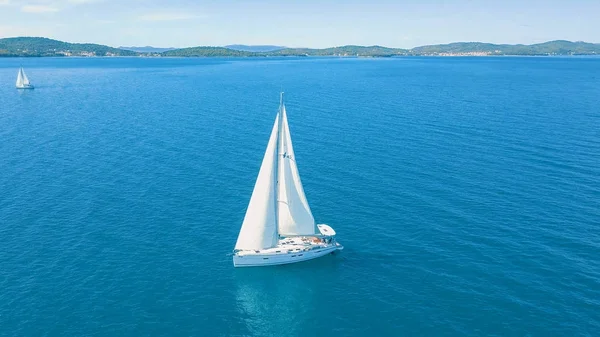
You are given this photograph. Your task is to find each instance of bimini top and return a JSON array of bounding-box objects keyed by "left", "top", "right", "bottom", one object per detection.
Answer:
[{"left": 317, "top": 224, "right": 336, "bottom": 237}]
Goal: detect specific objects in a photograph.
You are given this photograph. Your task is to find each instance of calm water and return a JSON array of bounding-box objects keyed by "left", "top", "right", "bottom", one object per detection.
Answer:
[{"left": 1, "top": 56, "right": 599, "bottom": 336}]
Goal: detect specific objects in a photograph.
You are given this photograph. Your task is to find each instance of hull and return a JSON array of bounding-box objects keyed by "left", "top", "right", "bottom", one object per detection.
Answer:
[
  {"left": 233, "top": 243, "right": 342, "bottom": 267},
  {"left": 16, "top": 85, "right": 34, "bottom": 89}
]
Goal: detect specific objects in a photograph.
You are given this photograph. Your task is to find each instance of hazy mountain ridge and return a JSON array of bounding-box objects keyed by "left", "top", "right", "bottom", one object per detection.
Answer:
[
  {"left": 1, "top": 37, "right": 599, "bottom": 57},
  {"left": 269, "top": 45, "right": 408, "bottom": 57},
  {"left": 119, "top": 46, "right": 177, "bottom": 53},
  {"left": 161, "top": 46, "right": 255, "bottom": 57},
  {"left": 225, "top": 44, "right": 285, "bottom": 52}
]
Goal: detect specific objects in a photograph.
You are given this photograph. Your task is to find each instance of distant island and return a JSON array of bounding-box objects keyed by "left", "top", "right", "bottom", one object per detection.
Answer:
[{"left": 1, "top": 37, "right": 599, "bottom": 58}]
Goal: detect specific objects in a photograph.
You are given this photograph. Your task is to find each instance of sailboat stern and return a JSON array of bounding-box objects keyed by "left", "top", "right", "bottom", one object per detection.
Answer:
[{"left": 317, "top": 224, "right": 343, "bottom": 250}]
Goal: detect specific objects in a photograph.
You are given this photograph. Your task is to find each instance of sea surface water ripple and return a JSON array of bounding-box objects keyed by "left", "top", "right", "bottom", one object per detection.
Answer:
[{"left": 1, "top": 56, "right": 599, "bottom": 336}]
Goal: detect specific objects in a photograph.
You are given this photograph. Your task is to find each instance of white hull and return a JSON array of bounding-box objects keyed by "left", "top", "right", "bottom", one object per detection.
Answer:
[
  {"left": 234, "top": 244, "right": 342, "bottom": 267},
  {"left": 233, "top": 235, "right": 343, "bottom": 267},
  {"left": 16, "top": 85, "right": 34, "bottom": 89}
]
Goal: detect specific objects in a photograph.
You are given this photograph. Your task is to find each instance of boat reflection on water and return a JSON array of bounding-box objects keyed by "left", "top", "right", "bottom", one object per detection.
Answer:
[
  {"left": 233, "top": 258, "right": 340, "bottom": 336},
  {"left": 233, "top": 269, "right": 311, "bottom": 336}
]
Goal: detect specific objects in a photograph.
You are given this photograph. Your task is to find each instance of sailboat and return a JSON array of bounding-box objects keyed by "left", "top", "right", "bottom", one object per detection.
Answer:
[
  {"left": 233, "top": 93, "right": 343, "bottom": 267},
  {"left": 16, "top": 67, "right": 34, "bottom": 89}
]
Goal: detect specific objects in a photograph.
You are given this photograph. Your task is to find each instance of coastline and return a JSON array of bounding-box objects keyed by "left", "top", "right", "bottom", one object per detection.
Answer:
[{"left": 1, "top": 37, "right": 599, "bottom": 58}]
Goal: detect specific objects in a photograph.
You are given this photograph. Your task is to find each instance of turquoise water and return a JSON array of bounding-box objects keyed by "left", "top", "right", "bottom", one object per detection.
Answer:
[{"left": 1, "top": 56, "right": 599, "bottom": 336}]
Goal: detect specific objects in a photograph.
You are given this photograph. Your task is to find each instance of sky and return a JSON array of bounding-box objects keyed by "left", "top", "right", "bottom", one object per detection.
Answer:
[{"left": 0, "top": 0, "right": 598, "bottom": 48}]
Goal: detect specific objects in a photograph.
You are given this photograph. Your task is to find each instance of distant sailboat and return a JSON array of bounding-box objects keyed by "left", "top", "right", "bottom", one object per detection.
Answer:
[
  {"left": 16, "top": 67, "right": 34, "bottom": 89},
  {"left": 233, "top": 93, "right": 342, "bottom": 267}
]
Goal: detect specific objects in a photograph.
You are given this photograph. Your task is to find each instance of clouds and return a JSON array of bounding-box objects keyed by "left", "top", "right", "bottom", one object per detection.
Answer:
[
  {"left": 7, "top": 1, "right": 205, "bottom": 22},
  {"left": 3, "top": 0, "right": 101, "bottom": 14},
  {"left": 137, "top": 12, "right": 205, "bottom": 22},
  {"left": 0, "top": 24, "right": 54, "bottom": 37},
  {"left": 67, "top": 0, "right": 100, "bottom": 3},
  {"left": 21, "top": 4, "right": 59, "bottom": 13},
  {"left": 1, "top": 1, "right": 599, "bottom": 48}
]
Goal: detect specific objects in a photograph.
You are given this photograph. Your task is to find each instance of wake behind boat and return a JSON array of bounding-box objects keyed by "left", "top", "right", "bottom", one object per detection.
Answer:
[
  {"left": 233, "top": 93, "right": 342, "bottom": 267},
  {"left": 16, "top": 67, "right": 34, "bottom": 89}
]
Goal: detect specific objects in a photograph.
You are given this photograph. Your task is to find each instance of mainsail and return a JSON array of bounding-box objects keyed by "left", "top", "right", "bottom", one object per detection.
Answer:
[
  {"left": 234, "top": 115, "right": 280, "bottom": 250},
  {"left": 22, "top": 68, "right": 30, "bottom": 86}
]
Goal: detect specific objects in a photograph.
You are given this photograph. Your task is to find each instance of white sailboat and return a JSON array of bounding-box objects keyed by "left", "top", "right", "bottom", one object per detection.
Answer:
[
  {"left": 233, "top": 93, "right": 343, "bottom": 267},
  {"left": 16, "top": 67, "right": 34, "bottom": 89}
]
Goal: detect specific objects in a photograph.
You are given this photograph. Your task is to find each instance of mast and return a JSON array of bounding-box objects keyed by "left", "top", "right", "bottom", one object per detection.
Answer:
[{"left": 275, "top": 92, "right": 284, "bottom": 238}]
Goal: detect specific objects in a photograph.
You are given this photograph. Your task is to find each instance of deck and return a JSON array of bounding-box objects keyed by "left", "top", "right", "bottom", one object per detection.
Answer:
[{"left": 236, "top": 236, "right": 336, "bottom": 257}]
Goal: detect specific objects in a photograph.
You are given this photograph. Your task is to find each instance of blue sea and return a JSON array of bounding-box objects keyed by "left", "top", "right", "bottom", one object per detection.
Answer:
[{"left": 1, "top": 56, "right": 599, "bottom": 336}]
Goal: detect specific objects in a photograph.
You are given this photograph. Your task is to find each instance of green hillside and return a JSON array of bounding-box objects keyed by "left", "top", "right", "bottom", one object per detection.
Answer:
[
  {"left": 410, "top": 40, "right": 600, "bottom": 55},
  {"left": 0, "top": 37, "right": 138, "bottom": 57}
]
